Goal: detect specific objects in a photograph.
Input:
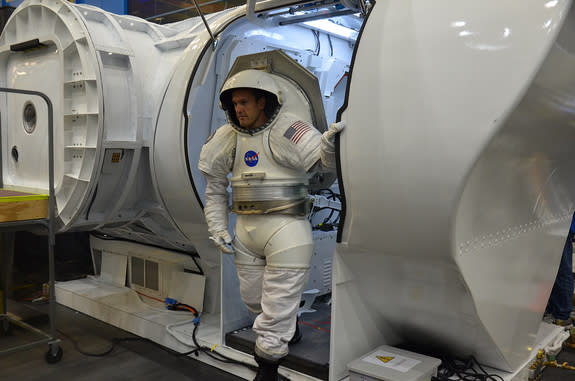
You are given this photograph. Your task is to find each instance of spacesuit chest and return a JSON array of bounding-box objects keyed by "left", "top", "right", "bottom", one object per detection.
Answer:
[
  {"left": 230, "top": 128, "right": 309, "bottom": 216},
  {"left": 230, "top": 129, "right": 307, "bottom": 187}
]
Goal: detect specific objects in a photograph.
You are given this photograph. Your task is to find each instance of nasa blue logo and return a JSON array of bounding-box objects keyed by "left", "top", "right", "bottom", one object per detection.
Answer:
[{"left": 244, "top": 150, "right": 259, "bottom": 167}]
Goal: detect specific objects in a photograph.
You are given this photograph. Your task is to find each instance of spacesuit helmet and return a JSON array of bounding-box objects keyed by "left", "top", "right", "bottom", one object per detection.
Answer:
[{"left": 219, "top": 69, "right": 282, "bottom": 129}]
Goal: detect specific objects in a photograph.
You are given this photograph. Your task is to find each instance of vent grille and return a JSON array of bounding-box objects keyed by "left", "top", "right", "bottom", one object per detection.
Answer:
[
  {"left": 145, "top": 260, "right": 159, "bottom": 291},
  {"left": 131, "top": 257, "right": 145, "bottom": 287},
  {"left": 131, "top": 257, "right": 159, "bottom": 291}
]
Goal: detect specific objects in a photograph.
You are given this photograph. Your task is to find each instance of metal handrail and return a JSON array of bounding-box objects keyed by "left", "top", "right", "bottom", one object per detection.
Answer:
[{"left": 0, "top": 87, "right": 56, "bottom": 340}]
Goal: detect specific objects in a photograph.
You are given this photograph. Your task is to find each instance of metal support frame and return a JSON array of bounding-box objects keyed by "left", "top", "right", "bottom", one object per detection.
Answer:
[{"left": 0, "top": 87, "right": 59, "bottom": 359}]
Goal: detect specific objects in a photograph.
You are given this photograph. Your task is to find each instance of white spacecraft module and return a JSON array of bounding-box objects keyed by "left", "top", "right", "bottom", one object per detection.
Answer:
[
  {"left": 333, "top": 0, "right": 575, "bottom": 378},
  {"left": 1, "top": 0, "right": 575, "bottom": 380},
  {"left": 0, "top": 0, "right": 352, "bottom": 251}
]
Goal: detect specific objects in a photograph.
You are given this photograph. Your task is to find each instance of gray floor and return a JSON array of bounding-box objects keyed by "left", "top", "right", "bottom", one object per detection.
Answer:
[
  {"left": 4, "top": 302, "right": 575, "bottom": 381},
  {"left": 0, "top": 301, "right": 245, "bottom": 381}
]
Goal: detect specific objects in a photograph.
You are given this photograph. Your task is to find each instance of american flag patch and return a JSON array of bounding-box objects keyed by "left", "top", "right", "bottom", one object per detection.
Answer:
[{"left": 283, "top": 121, "right": 311, "bottom": 144}]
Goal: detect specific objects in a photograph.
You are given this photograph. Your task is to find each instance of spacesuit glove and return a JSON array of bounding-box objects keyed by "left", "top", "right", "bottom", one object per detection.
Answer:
[
  {"left": 330, "top": 120, "right": 345, "bottom": 133},
  {"left": 322, "top": 121, "right": 345, "bottom": 146},
  {"left": 320, "top": 121, "right": 345, "bottom": 169},
  {"left": 210, "top": 230, "right": 234, "bottom": 254}
]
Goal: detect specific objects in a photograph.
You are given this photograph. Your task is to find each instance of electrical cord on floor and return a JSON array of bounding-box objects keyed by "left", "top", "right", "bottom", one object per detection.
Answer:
[
  {"left": 432, "top": 355, "right": 504, "bottom": 381},
  {"left": 176, "top": 317, "right": 291, "bottom": 380},
  {"left": 178, "top": 318, "right": 257, "bottom": 369},
  {"left": 162, "top": 298, "right": 260, "bottom": 373},
  {"left": 59, "top": 296, "right": 289, "bottom": 380},
  {"left": 56, "top": 328, "right": 149, "bottom": 357}
]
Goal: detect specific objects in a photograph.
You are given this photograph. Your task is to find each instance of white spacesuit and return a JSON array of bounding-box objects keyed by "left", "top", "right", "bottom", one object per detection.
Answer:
[{"left": 198, "top": 69, "right": 343, "bottom": 380}]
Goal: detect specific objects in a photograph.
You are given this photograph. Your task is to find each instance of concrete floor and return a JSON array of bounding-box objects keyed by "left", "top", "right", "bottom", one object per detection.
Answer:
[
  {"left": 0, "top": 301, "right": 244, "bottom": 381},
  {"left": 3, "top": 230, "right": 575, "bottom": 381},
  {"left": 5, "top": 300, "right": 575, "bottom": 381}
]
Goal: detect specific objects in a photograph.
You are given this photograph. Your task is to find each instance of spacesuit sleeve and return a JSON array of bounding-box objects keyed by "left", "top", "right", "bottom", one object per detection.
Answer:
[
  {"left": 202, "top": 174, "right": 231, "bottom": 236},
  {"left": 198, "top": 125, "right": 236, "bottom": 178},
  {"left": 269, "top": 115, "right": 323, "bottom": 172},
  {"left": 198, "top": 125, "right": 236, "bottom": 235}
]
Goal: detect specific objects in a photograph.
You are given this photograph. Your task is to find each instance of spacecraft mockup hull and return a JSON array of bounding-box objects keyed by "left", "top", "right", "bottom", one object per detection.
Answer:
[
  {"left": 334, "top": 0, "right": 575, "bottom": 377},
  {"left": 1, "top": 0, "right": 574, "bottom": 380}
]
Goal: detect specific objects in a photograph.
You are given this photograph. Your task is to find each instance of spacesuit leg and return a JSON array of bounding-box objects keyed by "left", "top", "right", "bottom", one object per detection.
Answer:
[
  {"left": 233, "top": 236, "right": 266, "bottom": 314},
  {"left": 252, "top": 216, "right": 314, "bottom": 361}
]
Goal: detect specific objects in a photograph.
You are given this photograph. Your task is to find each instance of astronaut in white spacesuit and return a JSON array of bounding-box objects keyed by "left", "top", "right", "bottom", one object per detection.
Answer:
[{"left": 198, "top": 68, "right": 343, "bottom": 380}]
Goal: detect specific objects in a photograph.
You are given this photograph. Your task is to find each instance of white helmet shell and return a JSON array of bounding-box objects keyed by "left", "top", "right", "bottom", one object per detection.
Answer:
[{"left": 219, "top": 69, "right": 283, "bottom": 110}]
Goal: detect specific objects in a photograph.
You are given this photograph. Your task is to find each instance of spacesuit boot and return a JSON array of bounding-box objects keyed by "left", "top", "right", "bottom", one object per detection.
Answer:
[
  {"left": 253, "top": 354, "right": 283, "bottom": 381},
  {"left": 289, "top": 317, "right": 302, "bottom": 345}
]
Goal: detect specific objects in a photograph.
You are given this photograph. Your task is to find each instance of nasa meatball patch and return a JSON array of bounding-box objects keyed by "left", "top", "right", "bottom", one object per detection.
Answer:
[{"left": 244, "top": 150, "right": 259, "bottom": 167}]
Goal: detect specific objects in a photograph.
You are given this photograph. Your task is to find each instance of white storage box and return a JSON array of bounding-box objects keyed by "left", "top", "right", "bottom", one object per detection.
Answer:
[{"left": 347, "top": 345, "right": 441, "bottom": 381}]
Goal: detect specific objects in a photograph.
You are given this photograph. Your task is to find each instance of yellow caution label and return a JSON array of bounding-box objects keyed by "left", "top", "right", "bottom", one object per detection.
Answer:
[
  {"left": 376, "top": 356, "right": 394, "bottom": 363},
  {"left": 111, "top": 152, "right": 122, "bottom": 163}
]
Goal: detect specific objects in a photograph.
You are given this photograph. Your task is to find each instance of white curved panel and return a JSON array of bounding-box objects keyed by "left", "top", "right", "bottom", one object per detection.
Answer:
[
  {"left": 152, "top": 9, "right": 241, "bottom": 250},
  {"left": 0, "top": 0, "right": 103, "bottom": 227},
  {"left": 340, "top": 0, "right": 570, "bottom": 254},
  {"left": 334, "top": 0, "right": 575, "bottom": 376},
  {"left": 0, "top": 0, "right": 206, "bottom": 250}
]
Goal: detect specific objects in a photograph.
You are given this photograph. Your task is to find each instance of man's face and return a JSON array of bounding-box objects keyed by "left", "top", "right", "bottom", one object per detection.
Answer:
[{"left": 232, "top": 88, "right": 268, "bottom": 130}]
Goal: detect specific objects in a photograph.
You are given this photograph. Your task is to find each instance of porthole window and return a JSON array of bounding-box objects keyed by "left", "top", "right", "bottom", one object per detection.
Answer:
[{"left": 22, "top": 102, "right": 37, "bottom": 134}]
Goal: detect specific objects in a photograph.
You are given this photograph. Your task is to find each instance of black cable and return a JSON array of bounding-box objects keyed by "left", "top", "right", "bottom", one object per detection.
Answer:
[
  {"left": 310, "top": 206, "right": 341, "bottom": 230},
  {"left": 315, "top": 188, "right": 336, "bottom": 198},
  {"left": 471, "top": 356, "right": 504, "bottom": 381},
  {"left": 309, "top": 187, "right": 342, "bottom": 230},
  {"left": 431, "top": 355, "right": 505, "bottom": 381},
  {"left": 178, "top": 318, "right": 290, "bottom": 380},
  {"left": 312, "top": 30, "right": 320, "bottom": 55},
  {"left": 59, "top": 315, "right": 290, "bottom": 379},
  {"left": 311, "top": 206, "right": 340, "bottom": 213},
  {"left": 167, "top": 301, "right": 200, "bottom": 316},
  {"left": 57, "top": 328, "right": 148, "bottom": 357},
  {"left": 321, "top": 207, "right": 337, "bottom": 224},
  {"left": 58, "top": 299, "right": 199, "bottom": 358},
  {"left": 176, "top": 319, "right": 259, "bottom": 372},
  {"left": 317, "top": 188, "right": 341, "bottom": 204}
]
